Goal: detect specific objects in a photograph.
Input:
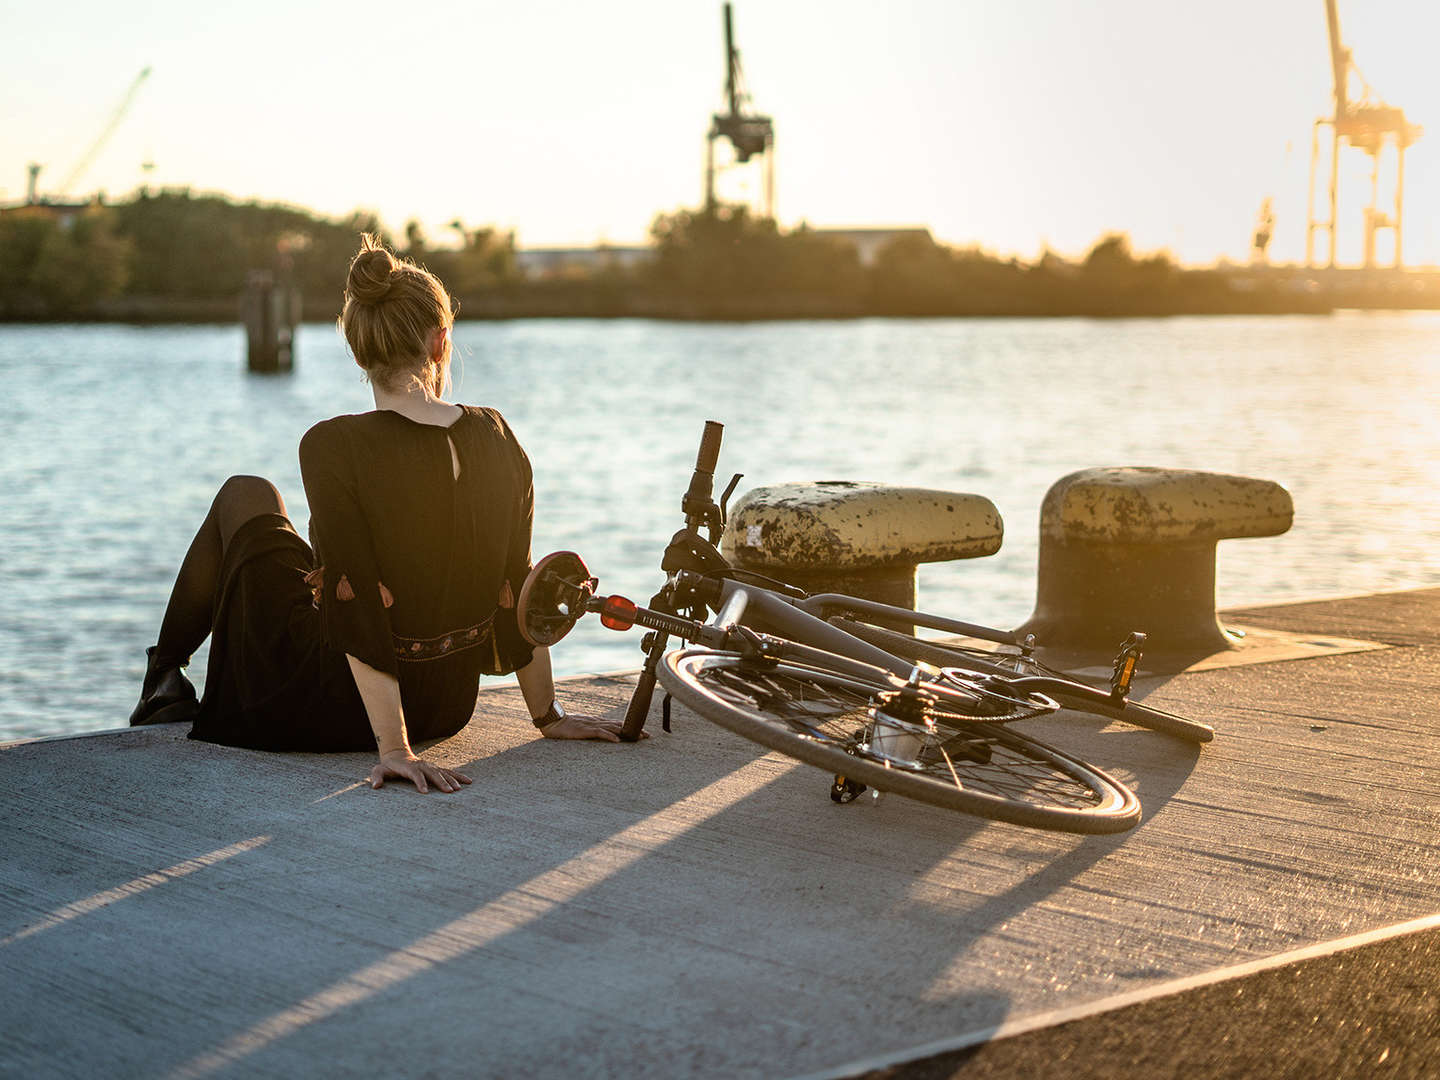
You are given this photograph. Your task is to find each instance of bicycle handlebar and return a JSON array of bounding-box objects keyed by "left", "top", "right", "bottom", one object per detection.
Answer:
[
  {"left": 695, "top": 420, "right": 724, "bottom": 475},
  {"left": 682, "top": 421, "right": 725, "bottom": 532}
]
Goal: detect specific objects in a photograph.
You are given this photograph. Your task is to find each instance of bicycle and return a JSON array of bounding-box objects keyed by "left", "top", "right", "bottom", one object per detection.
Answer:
[{"left": 517, "top": 422, "right": 1213, "bottom": 834}]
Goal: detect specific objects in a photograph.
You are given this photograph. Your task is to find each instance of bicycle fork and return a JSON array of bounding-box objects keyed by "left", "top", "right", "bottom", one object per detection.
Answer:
[
  {"left": 621, "top": 627, "right": 670, "bottom": 742},
  {"left": 617, "top": 580, "right": 756, "bottom": 741}
]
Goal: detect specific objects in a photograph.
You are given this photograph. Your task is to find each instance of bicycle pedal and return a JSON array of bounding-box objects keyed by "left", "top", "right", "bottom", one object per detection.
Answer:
[
  {"left": 1110, "top": 632, "right": 1147, "bottom": 700},
  {"left": 830, "top": 775, "right": 867, "bottom": 804}
]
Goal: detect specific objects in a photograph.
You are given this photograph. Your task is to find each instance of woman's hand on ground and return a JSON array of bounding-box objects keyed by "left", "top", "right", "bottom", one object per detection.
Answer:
[
  {"left": 540, "top": 711, "right": 647, "bottom": 741},
  {"left": 370, "top": 750, "right": 472, "bottom": 793}
]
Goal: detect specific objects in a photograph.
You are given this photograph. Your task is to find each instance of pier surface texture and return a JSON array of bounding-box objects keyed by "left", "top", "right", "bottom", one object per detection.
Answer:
[{"left": 2, "top": 590, "right": 1438, "bottom": 1078}]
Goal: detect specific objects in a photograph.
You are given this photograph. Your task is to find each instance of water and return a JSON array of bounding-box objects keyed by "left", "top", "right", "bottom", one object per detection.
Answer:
[{"left": 3, "top": 314, "right": 1439, "bottom": 742}]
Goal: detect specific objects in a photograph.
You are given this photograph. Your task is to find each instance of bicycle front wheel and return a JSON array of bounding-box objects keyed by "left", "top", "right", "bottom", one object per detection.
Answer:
[{"left": 659, "top": 650, "right": 1140, "bottom": 834}]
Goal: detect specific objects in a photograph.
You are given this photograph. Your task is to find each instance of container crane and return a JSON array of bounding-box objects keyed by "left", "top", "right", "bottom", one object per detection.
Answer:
[
  {"left": 26, "top": 66, "right": 152, "bottom": 203},
  {"left": 1252, "top": 197, "right": 1275, "bottom": 264},
  {"left": 705, "top": 3, "right": 775, "bottom": 219},
  {"left": 1305, "top": 1, "right": 1420, "bottom": 268}
]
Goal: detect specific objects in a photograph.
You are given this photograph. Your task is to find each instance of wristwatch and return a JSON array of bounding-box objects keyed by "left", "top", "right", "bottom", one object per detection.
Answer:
[{"left": 532, "top": 699, "right": 566, "bottom": 729}]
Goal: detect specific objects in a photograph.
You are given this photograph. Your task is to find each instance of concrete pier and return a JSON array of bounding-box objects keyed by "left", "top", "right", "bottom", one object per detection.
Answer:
[{"left": 2, "top": 589, "right": 1438, "bottom": 1077}]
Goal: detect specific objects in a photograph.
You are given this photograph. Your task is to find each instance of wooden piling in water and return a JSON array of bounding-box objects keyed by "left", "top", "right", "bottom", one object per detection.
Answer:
[{"left": 240, "top": 270, "right": 301, "bottom": 373}]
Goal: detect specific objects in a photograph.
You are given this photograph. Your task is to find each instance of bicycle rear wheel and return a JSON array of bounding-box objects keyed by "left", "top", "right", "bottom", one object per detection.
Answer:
[
  {"left": 834, "top": 618, "right": 1214, "bottom": 744},
  {"left": 659, "top": 650, "right": 1140, "bottom": 834}
]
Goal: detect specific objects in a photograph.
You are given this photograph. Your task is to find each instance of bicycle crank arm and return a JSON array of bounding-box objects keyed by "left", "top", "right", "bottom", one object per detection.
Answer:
[{"left": 1003, "top": 675, "right": 1109, "bottom": 704}]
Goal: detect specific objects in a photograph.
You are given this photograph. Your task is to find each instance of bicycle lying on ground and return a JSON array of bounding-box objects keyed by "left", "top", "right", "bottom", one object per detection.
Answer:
[{"left": 517, "top": 422, "right": 1212, "bottom": 834}]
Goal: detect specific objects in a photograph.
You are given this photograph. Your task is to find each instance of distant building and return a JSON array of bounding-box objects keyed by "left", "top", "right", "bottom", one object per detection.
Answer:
[
  {"left": 0, "top": 198, "right": 96, "bottom": 231},
  {"left": 514, "top": 245, "right": 653, "bottom": 280},
  {"left": 811, "top": 227, "right": 934, "bottom": 267},
  {"left": 510, "top": 228, "right": 937, "bottom": 279},
  {"left": 1, "top": 165, "right": 97, "bottom": 227}
]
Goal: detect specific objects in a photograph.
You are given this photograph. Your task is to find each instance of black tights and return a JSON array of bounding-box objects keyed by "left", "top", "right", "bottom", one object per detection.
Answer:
[{"left": 154, "top": 475, "right": 288, "bottom": 670}]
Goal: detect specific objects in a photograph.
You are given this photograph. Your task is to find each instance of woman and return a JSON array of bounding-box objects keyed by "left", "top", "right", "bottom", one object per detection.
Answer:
[{"left": 128, "top": 235, "right": 625, "bottom": 792}]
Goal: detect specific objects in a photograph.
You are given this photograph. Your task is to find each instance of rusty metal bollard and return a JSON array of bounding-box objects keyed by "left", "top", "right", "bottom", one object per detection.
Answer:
[
  {"left": 720, "top": 481, "right": 1003, "bottom": 613},
  {"left": 1017, "top": 467, "right": 1294, "bottom": 663}
]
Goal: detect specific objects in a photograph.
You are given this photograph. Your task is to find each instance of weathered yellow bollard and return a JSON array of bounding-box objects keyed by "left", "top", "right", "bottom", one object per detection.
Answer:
[
  {"left": 1017, "top": 467, "right": 1293, "bottom": 662},
  {"left": 720, "top": 481, "right": 1003, "bottom": 611}
]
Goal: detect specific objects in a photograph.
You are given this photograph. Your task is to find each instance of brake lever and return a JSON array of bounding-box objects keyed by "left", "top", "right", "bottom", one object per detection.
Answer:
[{"left": 718, "top": 472, "right": 744, "bottom": 526}]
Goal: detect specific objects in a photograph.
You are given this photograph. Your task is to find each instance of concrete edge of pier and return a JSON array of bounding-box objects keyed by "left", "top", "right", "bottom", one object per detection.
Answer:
[{"left": 2, "top": 587, "right": 1436, "bottom": 1078}]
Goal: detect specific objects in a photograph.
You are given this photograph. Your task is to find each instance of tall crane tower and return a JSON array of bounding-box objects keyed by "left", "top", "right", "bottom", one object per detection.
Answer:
[
  {"left": 1252, "top": 197, "right": 1275, "bottom": 264},
  {"left": 1305, "top": 0, "right": 1421, "bottom": 268},
  {"left": 26, "top": 67, "right": 152, "bottom": 204},
  {"left": 705, "top": 3, "right": 775, "bottom": 219}
]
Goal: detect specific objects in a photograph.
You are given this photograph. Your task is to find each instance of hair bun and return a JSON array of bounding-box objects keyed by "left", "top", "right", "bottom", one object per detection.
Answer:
[{"left": 346, "top": 241, "right": 398, "bottom": 304}]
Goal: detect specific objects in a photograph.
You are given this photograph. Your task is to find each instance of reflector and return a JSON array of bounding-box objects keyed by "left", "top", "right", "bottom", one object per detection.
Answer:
[{"left": 601, "top": 595, "right": 638, "bottom": 631}]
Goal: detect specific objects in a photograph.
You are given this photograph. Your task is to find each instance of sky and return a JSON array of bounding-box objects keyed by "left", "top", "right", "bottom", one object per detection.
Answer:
[{"left": 4, "top": 0, "right": 1440, "bottom": 267}]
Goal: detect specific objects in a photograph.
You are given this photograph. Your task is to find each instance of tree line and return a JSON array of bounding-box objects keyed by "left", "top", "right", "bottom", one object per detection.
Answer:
[{"left": 0, "top": 189, "right": 1335, "bottom": 320}]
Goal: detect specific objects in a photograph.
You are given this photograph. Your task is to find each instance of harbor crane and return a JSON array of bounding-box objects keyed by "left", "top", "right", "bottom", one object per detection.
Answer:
[
  {"left": 1305, "top": 0, "right": 1420, "bottom": 268},
  {"left": 705, "top": 3, "right": 775, "bottom": 219},
  {"left": 1252, "top": 197, "right": 1275, "bottom": 264},
  {"left": 27, "top": 66, "right": 152, "bottom": 204}
]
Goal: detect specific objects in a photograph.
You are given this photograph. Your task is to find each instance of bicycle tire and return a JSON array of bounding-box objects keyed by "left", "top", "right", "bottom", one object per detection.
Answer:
[
  {"left": 658, "top": 650, "right": 1140, "bottom": 834},
  {"left": 834, "top": 618, "right": 1214, "bottom": 744}
]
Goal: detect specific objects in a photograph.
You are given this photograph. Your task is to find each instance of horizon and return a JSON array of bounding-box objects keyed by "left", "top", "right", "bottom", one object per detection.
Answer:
[
  {"left": 4, "top": 0, "right": 1439, "bottom": 268},
  {"left": 21, "top": 183, "right": 1440, "bottom": 274}
]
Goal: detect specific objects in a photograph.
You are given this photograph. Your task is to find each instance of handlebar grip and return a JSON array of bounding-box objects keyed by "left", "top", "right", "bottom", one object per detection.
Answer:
[
  {"left": 695, "top": 420, "right": 724, "bottom": 475},
  {"left": 619, "top": 668, "right": 658, "bottom": 741}
]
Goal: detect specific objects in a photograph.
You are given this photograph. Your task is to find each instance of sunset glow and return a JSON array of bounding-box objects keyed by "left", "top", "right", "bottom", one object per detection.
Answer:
[{"left": 3, "top": 0, "right": 1439, "bottom": 266}]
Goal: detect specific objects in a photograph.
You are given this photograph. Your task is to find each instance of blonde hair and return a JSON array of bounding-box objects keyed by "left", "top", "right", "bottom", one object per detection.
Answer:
[{"left": 339, "top": 234, "right": 455, "bottom": 396}]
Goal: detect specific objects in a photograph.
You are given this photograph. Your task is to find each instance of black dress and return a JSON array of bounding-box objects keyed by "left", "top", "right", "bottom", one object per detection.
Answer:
[{"left": 188, "top": 405, "right": 536, "bottom": 752}]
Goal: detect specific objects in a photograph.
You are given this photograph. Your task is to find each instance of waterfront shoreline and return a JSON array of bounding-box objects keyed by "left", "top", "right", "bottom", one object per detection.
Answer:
[
  {"left": 12, "top": 266, "right": 1440, "bottom": 324},
  {"left": 0, "top": 289, "right": 1348, "bottom": 324}
]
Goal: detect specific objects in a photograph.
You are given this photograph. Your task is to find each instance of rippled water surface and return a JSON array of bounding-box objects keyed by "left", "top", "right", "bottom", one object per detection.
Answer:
[{"left": 3, "top": 314, "right": 1439, "bottom": 741}]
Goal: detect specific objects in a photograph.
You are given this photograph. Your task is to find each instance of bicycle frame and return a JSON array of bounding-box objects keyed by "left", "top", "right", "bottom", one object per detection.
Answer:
[
  {"left": 526, "top": 419, "right": 1199, "bottom": 745},
  {"left": 573, "top": 569, "right": 1123, "bottom": 742}
]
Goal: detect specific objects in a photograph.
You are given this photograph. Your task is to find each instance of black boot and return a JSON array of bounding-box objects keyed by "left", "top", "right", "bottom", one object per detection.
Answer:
[{"left": 128, "top": 647, "right": 199, "bottom": 726}]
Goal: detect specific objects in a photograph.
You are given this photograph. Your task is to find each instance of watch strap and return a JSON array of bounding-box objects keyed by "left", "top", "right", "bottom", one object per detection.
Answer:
[{"left": 532, "top": 700, "right": 566, "bottom": 729}]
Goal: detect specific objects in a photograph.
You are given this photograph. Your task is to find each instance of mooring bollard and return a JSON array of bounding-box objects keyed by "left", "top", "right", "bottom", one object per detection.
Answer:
[
  {"left": 1017, "top": 467, "right": 1293, "bottom": 662},
  {"left": 241, "top": 270, "right": 301, "bottom": 373},
  {"left": 720, "top": 481, "right": 1003, "bottom": 613}
]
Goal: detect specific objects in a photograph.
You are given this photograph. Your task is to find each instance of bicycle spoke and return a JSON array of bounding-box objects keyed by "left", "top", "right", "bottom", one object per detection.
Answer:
[{"left": 697, "top": 662, "right": 1108, "bottom": 811}]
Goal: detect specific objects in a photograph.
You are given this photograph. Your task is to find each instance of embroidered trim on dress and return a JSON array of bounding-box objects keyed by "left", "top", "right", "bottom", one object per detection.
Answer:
[{"left": 393, "top": 612, "right": 497, "bottom": 662}]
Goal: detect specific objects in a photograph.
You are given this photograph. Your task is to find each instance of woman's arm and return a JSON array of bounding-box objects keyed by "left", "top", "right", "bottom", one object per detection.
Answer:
[
  {"left": 347, "top": 655, "right": 470, "bottom": 793},
  {"left": 515, "top": 647, "right": 642, "bottom": 742}
]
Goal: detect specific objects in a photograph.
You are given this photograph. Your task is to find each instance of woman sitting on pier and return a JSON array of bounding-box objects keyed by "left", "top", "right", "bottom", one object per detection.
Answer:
[{"left": 128, "top": 235, "right": 624, "bottom": 791}]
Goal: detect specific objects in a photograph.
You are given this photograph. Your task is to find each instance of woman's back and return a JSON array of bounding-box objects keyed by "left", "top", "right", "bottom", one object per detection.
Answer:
[
  {"left": 300, "top": 405, "right": 534, "bottom": 739},
  {"left": 301, "top": 407, "right": 531, "bottom": 633},
  {"left": 298, "top": 406, "right": 529, "bottom": 743}
]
